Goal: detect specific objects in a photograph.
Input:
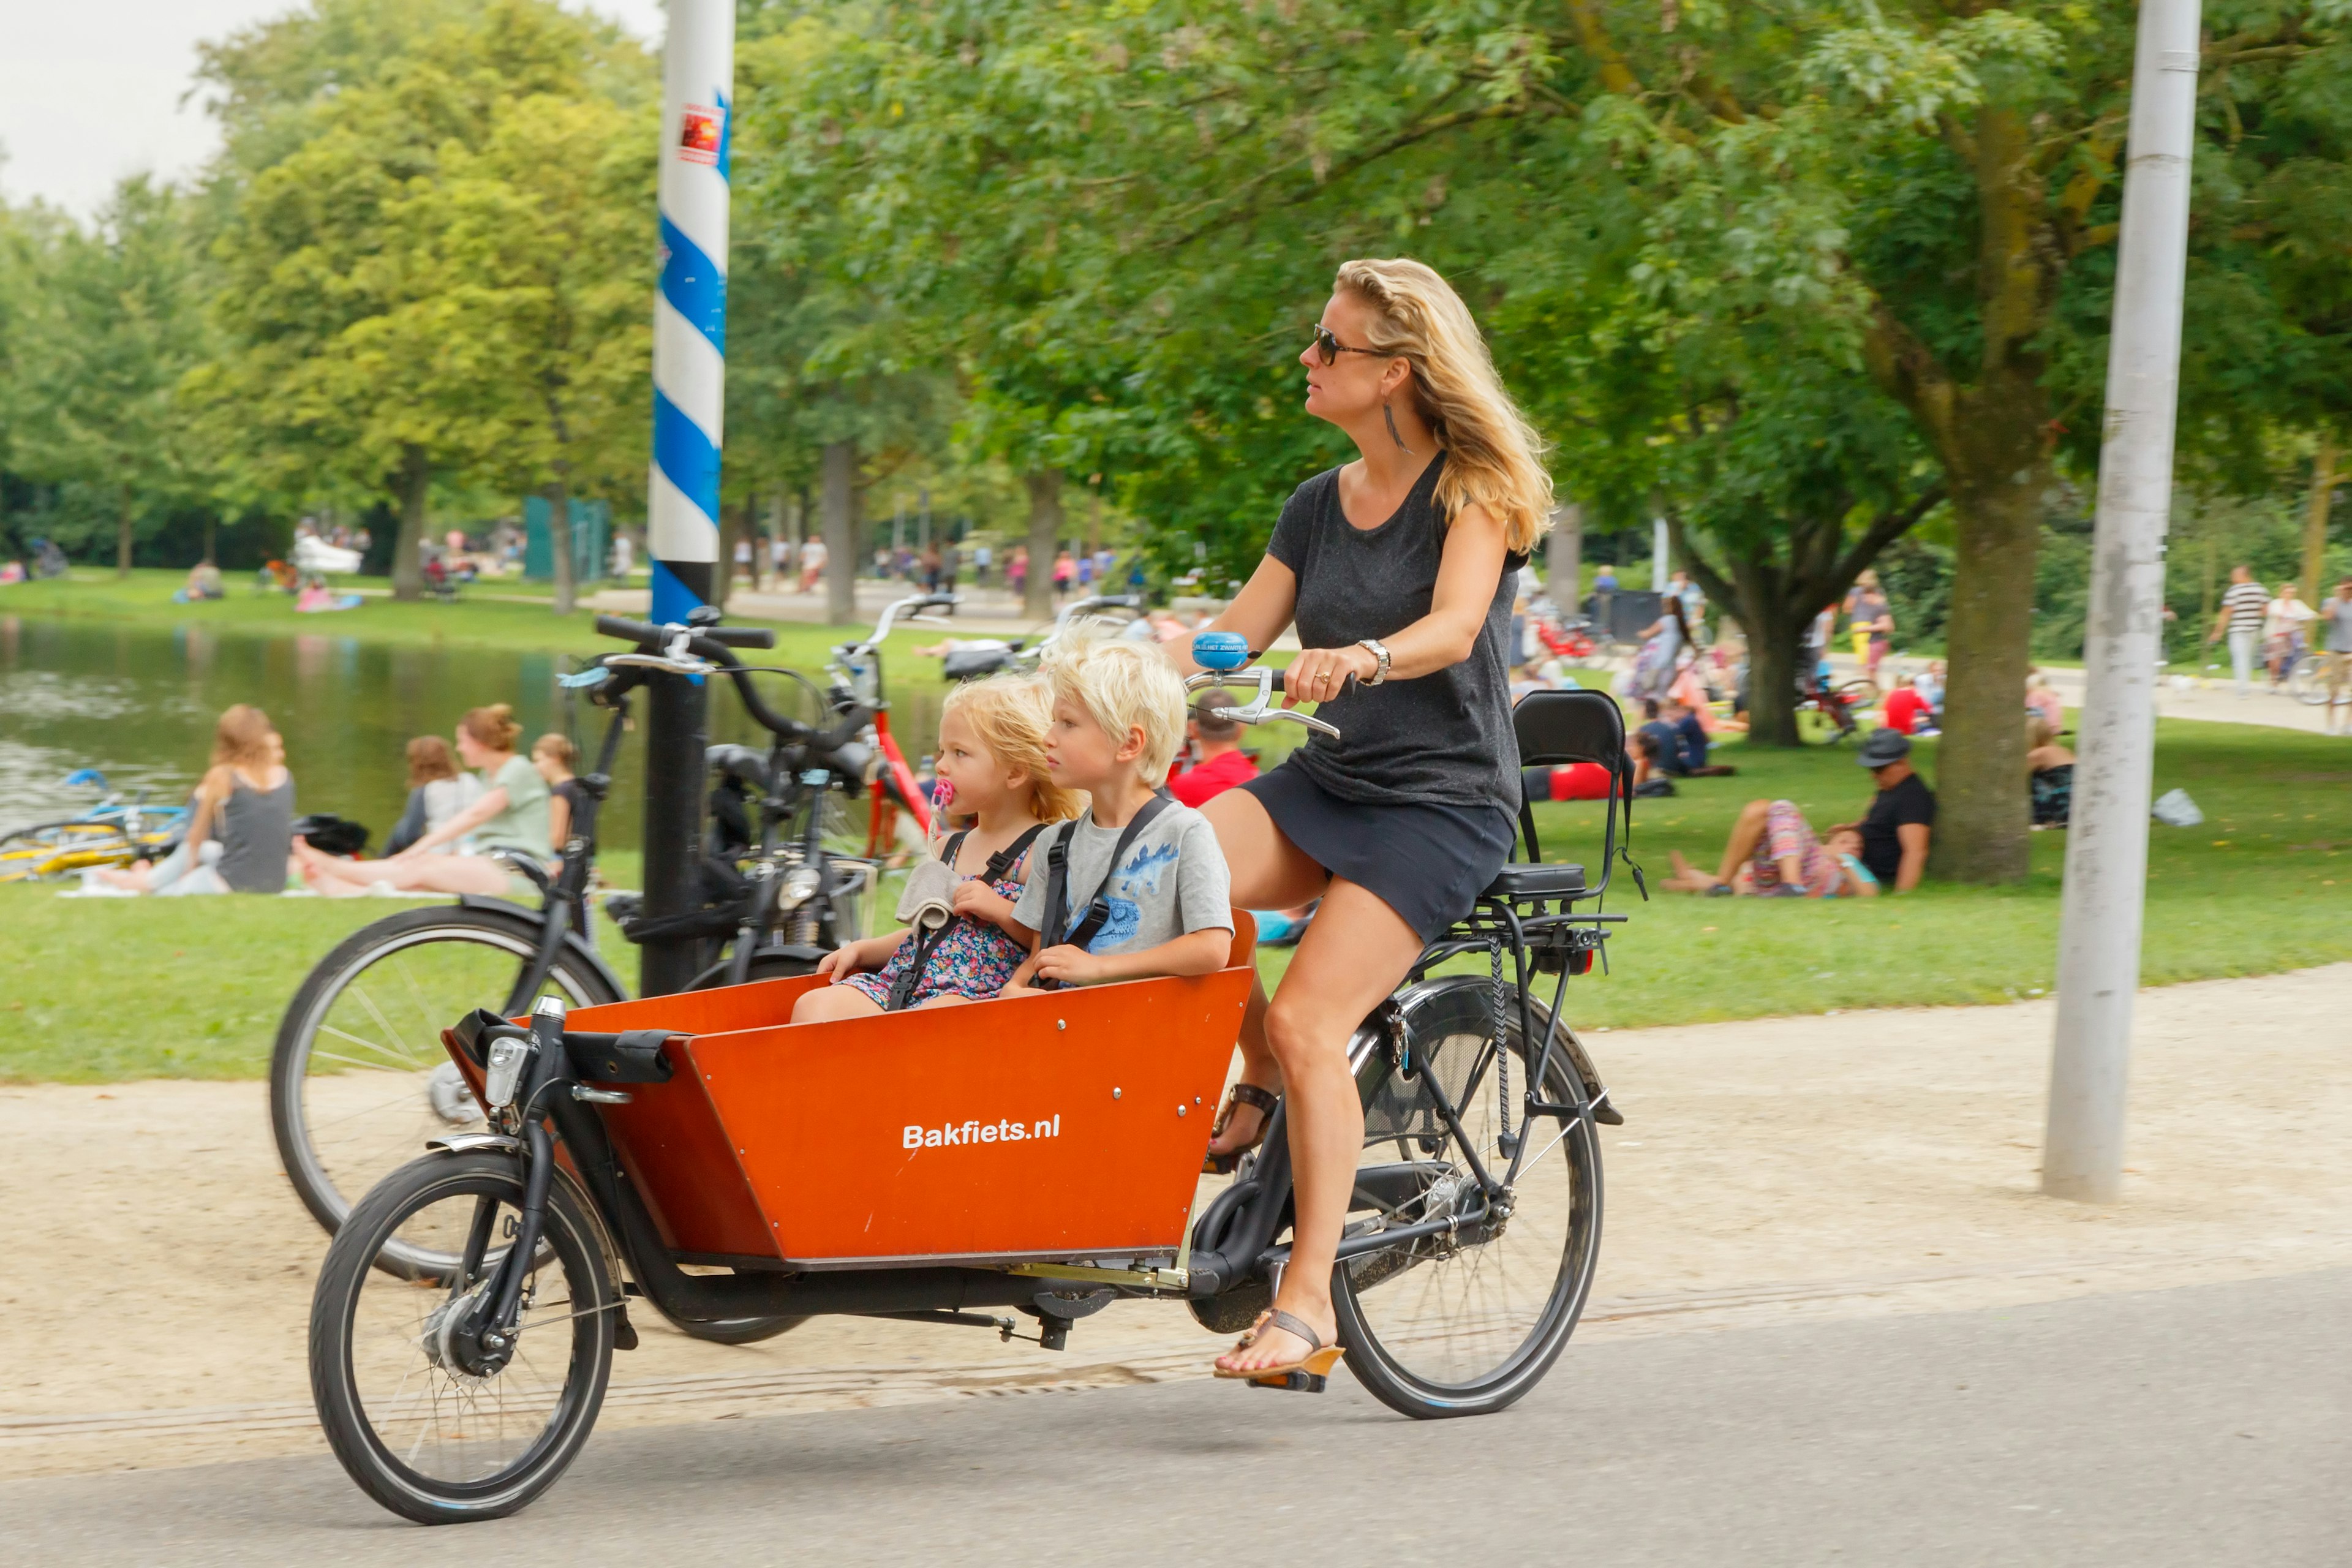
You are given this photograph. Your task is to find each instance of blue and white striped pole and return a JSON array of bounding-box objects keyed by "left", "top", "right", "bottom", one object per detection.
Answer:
[
  {"left": 647, "top": 0, "right": 734, "bottom": 624},
  {"left": 640, "top": 0, "right": 734, "bottom": 997}
]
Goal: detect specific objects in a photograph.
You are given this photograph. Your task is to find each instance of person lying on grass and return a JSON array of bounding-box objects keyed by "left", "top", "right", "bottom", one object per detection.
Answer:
[
  {"left": 794, "top": 676, "right": 1079, "bottom": 1020},
  {"left": 1656, "top": 727, "right": 1933, "bottom": 897},
  {"left": 1659, "top": 818, "right": 1878, "bottom": 898},
  {"left": 1001, "top": 625, "right": 1234, "bottom": 995}
]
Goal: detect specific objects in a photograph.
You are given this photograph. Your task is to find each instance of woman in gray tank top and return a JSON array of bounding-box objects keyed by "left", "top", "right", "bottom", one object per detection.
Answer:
[
  {"left": 1174, "top": 258, "right": 1558, "bottom": 1384},
  {"left": 95, "top": 704, "right": 294, "bottom": 894}
]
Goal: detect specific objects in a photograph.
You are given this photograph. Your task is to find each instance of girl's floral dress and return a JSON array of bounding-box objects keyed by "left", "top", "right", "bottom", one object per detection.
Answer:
[{"left": 840, "top": 843, "right": 1034, "bottom": 1008}]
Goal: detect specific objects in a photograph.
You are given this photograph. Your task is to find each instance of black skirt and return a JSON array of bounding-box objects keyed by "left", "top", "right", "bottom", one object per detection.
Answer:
[{"left": 1241, "top": 761, "right": 1518, "bottom": 944}]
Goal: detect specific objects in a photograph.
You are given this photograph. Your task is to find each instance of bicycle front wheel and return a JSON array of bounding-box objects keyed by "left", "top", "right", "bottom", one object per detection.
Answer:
[
  {"left": 1336, "top": 982, "right": 1603, "bottom": 1419},
  {"left": 2286, "top": 653, "right": 2329, "bottom": 706},
  {"left": 271, "top": 905, "right": 623, "bottom": 1275}
]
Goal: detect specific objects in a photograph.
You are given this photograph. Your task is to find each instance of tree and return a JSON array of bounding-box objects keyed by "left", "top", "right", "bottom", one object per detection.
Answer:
[
  {"left": 412, "top": 83, "right": 657, "bottom": 614},
  {"left": 10, "top": 177, "right": 209, "bottom": 574},
  {"left": 187, "top": 0, "right": 648, "bottom": 599}
]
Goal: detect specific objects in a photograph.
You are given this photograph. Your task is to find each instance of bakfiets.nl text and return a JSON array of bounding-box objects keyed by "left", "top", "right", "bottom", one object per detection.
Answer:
[{"left": 903, "top": 1115, "right": 1060, "bottom": 1150}]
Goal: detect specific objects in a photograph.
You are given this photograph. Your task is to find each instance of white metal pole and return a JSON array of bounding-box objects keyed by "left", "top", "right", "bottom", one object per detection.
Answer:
[
  {"left": 646, "top": 0, "right": 734, "bottom": 626},
  {"left": 2045, "top": 0, "right": 2202, "bottom": 1203}
]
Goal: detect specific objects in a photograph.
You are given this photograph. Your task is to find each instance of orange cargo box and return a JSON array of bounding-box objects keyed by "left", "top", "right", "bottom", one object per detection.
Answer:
[{"left": 483, "top": 922, "right": 1255, "bottom": 1271}]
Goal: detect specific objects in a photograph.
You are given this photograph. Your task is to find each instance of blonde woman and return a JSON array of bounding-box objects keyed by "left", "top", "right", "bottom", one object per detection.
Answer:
[
  {"left": 296, "top": 704, "right": 549, "bottom": 897},
  {"left": 1175, "top": 257, "right": 1553, "bottom": 1384},
  {"left": 96, "top": 704, "right": 294, "bottom": 894}
]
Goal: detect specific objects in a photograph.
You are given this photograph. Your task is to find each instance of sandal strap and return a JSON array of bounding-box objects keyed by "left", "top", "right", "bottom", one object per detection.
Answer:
[
  {"left": 1227, "top": 1082, "right": 1279, "bottom": 1114},
  {"left": 1263, "top": 1309, "right": 1326, "bottom": 1353}
]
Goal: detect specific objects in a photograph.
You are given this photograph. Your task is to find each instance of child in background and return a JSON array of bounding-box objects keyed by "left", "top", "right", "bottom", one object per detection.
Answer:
[
  {"left": 797, "top": 677, "right": 1080, "bottom": 1019},
  {"left": 1005, "top": 626, "right": 1234, "bottom": 992},
  {"left": 532, "top": 733, "right": 587, "bottom": 853}
]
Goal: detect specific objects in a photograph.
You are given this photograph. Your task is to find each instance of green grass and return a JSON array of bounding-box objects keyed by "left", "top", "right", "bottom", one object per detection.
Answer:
[
  {"left": 1257, "top": 716, "right": 2352, "bottom": 1028},
  {"left": 4, "top": 577, "right": 2348, "bottom": 1080},
  {"left": 0, "top": 567, "right": 894, "bottom": 664}
]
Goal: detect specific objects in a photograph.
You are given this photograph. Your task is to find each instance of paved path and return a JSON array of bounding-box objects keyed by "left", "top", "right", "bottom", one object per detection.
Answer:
[{"left": 6, "top": 1268, "right": 2342, "bottom": 1565}]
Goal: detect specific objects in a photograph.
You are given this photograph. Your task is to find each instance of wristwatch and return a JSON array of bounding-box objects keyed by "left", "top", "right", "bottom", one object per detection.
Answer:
[{"left": 1356, "top": 638, "right": 1392, "bottom": 685}]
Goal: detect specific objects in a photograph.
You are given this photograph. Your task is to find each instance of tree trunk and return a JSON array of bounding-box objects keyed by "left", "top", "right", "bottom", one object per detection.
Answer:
[
  {"left": 2302, "top": 432, "right": 2337, "bottom": 608},
  {"left": 1024, "top": 470, "right": 1063, "bottom": 620},
  {"left": 712, "top": 497, "right": 737, "bottom": 611},
  {"left": 823, "top": 439, "right": 859, "bottom": 626},
  {"left": 546, "top": 480, "right": 576, "bottom": 617},
  {"left": 1732, "top": 564, "right": 1805, "bottom": 748},
  {"left": 201, "top": 514, "right": 217, "bottom": 567},
  {"left": 1546, "top": 502, "right": 1582, "bottom": 611},
  {"left": 115, "top": 488, "right": 134, "bottom": 578},
  {"left": 390, "top": 445, "right": 429, "bottom": 602},
  {"left": 1934, "top": 430, "right": 2049, "bottom": 884}
]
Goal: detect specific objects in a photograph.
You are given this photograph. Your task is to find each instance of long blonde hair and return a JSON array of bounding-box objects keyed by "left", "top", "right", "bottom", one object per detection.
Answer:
[
  {"left": 942, "top": 675, "right": 1084, "bottom": 824},
  {"left": 211, "top": 704, "right": 276, "bottom": 771},
  {"left": 1333, "top": 257, "right": 1555, "bottom": 554}
]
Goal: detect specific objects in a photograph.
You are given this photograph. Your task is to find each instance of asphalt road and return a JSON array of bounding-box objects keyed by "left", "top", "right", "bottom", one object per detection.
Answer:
[{"left": 7, "top": 1269, "right": 2346, "bottom": 1566}]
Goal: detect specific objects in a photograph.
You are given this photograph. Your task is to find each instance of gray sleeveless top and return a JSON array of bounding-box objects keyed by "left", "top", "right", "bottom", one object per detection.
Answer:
[
  {"left": 216, "top": 774, "right": 294, "bottom": 893},
  {"left": 1265, "top": 453, "right": 1527, "bottom": 814}
]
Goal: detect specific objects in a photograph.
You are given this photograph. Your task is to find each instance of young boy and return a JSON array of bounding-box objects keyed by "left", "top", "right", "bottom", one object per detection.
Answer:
[{"left": 1003, "top": 628, "right": 1233, "bottom": 992}]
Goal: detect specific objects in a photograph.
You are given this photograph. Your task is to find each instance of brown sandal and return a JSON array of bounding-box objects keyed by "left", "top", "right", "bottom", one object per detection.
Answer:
[
  {"left": 1212, "top": 1308, "right": 1344, "bottom": 1392},
  {"left": 1200, "top": 1082, "right": 1279, "bottom": 1175}
]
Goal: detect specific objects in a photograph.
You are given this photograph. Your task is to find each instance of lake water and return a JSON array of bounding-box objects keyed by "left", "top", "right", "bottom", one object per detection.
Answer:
[{"left": 0, "top": 616, "right": 950, "bottom": 850}]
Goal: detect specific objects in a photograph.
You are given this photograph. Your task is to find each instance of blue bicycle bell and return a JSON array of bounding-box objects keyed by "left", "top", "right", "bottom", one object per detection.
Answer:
[{"left": 1193, "top": 630, "right": 1250, "bottom": 672}]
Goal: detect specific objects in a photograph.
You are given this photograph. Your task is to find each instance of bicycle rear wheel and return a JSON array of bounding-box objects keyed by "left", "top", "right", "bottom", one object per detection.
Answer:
[
  {"left": 271, "top": 905, "right": 623, "bottom": 1275},
  {"left": 2286, "top": 653, "right": 2329, "bottom": 706},
  {"left": 1336, "top": 981, "right": 1602, "bottom": 1419}
]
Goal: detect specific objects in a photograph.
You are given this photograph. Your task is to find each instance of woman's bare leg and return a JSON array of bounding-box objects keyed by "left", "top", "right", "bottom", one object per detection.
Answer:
[
  {"left": 1215, "top": 878, "right": 1423, "bottom": 1374},
  {"left": 1199, "top": 788, "right": 1329, "bottom": 1161},
  {"left": 1712, "top": 799, "right": 1774, "bottom": 885}
]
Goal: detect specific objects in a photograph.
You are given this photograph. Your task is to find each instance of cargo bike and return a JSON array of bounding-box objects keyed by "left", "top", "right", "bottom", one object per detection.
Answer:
[{"left": 306, "top": 631, "right": 1636, "bottom": 1525}]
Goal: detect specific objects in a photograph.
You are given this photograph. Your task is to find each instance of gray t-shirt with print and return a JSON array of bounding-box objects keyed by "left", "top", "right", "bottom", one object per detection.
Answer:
[{"left": 1011, "top": 801, "right": 1232, "bottom": 957}]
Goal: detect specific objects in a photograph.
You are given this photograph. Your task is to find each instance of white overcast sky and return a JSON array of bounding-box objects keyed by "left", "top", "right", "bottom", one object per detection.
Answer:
[{"left": 1, "top": 1, "right": 668, "bottom": 219}]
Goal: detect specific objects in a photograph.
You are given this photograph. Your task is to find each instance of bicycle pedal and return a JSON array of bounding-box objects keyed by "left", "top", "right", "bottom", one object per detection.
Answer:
[
  {"left": 1250, "top": 1370, "right": 1329, "bottom": 1393},
  {"left": 612, "top": 1306, "right": 639, "bottom": 1351}
]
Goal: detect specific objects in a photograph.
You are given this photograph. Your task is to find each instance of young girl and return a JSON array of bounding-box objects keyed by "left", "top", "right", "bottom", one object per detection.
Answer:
[
  {"left": 532, "top": 733, "right": 588, "bottom": 852},
  {"left": 794, "top": 677, "right": 1079, "bottom": 1020},
  {"left": 96, "top": 704, "right": 293, "bottom": 894},
  {"left": 383, "top": 736, "right": 480, "bottom": 855}
]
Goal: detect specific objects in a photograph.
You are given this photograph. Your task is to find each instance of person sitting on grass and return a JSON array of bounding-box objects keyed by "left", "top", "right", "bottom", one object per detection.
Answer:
[
  {"left": 1881, "top": 672, "right": 1935, "bottom": 737},
  {"left": 383, "top": 736, "right": 480, "bottom": 855},
  {"left": 1002, "top": 626, "right": 1235, "bottom": 994},
  {"left": 96, "top": 704, "right": 294, "bottom": 895},
  {"left": 2028, "top": 716, "right": 2075, "bottom": 829},
  {"left": 1169, "top": 688, "right": 1259, "bottom": 807},
  {"left": 1657, "top": 726, "right": 1934, "bottom": 897},
  {"left": 794, "top": 676, "right": 1079, "bottom": 1019},
  {"left": 294, "top": 704, "right": 548, "bottom": 897},
  {"left": 1659, "top": 819, "right": 1879, "bottom": 898},
  {"left": 532, "top": 733, "right": 589, "bottom": 853}
]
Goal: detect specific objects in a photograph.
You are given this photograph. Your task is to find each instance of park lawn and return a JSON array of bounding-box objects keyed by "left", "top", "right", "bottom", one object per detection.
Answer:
[
  {"left": 0, "top": 568, "right": 900, "bottom": 665},
  {"left": 1259, "top": 714, "right": 2352, "bottom": 1028}
]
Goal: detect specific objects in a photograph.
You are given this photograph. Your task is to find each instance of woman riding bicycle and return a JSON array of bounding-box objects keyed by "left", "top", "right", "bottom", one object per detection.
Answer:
[{"left": 1182, "top": 257, "right": 1553, "bottom": 1382}]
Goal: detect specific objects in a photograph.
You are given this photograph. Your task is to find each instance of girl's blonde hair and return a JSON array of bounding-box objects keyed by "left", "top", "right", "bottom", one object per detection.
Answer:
[
  {"left": 405, "top": 734, "right": 458, "bottom": 787},
  {"left": 1041, "top": 623, "right": 1188, "bottom": 786},
  {"left": 1333, "top": 257, "right": 1555, "bottom": 554},
  {"left": 532, "top": 732, "right": 578, "bottom": 770},
  {"left": 943, "top": 674, "right": 1084, "bottom": 823},
  {"left": 460, "top": 703, "right": 522, "bottom": 752},
  {"left": 213, "top": 704, "right": 275, "bottom": 771}
]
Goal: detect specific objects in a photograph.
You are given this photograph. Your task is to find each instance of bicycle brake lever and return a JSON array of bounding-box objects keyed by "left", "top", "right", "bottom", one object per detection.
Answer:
[{"left": 605, "top": 652, "right": 718, "bottom": 676}]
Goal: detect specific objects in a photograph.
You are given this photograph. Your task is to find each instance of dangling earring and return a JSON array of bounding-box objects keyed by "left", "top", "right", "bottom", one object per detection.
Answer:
[{"left": 1384, "top": 399, "right": 1413, "bottom": 454}]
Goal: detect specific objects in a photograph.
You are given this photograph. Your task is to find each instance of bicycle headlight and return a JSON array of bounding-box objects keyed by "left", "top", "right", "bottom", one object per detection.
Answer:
[{"left": 483, "top": 1036, "right": 530, "bottom": 1110}]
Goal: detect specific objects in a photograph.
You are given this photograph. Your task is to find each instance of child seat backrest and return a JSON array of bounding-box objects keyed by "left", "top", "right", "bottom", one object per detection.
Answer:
[{"left": 1512, "top": 688, "right": 1632, "bottom": 896}]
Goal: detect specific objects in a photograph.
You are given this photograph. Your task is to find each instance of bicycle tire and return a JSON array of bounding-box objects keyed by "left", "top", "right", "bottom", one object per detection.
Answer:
[
  {"left": 310, "top": 1150, "right": 613, "bottom": 1525},
  {"left": 1794, "top": 703, "right": 1852, "bottom": 745},
  {"left": 1833, "top": 677, "right": 1882, "bottom": 707},
  {"left": 2285, "top": 652, "right": 2329, "bottom": 706},
  {"left": 271, "top": 905, "right": 624, "bottom": 1276},
  {"left": 1334, "top": 982, "right": 1603, "bottom": 1420}
]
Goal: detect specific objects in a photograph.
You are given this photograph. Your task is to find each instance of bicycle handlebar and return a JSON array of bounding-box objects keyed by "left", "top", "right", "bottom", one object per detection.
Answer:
[{"left": 593, "top": 614, "right": 776, "bottom": 654}]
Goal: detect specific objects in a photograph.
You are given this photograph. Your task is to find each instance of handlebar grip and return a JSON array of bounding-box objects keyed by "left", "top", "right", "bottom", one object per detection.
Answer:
[
  {"left": 702, "top": 626, "right": 775, "bottom": 649},
  {"left": 593, "top": 614, "right": 664, "bottom": 649}
]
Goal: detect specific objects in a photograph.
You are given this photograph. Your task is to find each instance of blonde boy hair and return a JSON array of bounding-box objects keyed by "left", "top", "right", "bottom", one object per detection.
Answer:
[
  {"left": 942, "top": 674, "right": 1085, "bottom": 823},
  {"left": 1041, "top": 622, "right": 1188, "bottom": 786}
]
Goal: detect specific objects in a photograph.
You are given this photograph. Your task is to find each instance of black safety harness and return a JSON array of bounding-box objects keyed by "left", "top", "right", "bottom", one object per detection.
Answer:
[
  {"left": 886, "top": 823, "right": 1047, "bottom": 1011},
  {"left": 1035, "top": 793, "right": 1175, "bottom": 987}
]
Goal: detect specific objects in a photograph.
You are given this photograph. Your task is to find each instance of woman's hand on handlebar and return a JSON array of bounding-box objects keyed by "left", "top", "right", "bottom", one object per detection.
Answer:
[{"left": 1282, "top": 644, "right": 1379, "bottom": 708}]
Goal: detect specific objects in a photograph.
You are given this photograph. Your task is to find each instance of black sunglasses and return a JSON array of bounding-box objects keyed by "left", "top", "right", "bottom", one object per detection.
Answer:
[{"left": 1310, "top": 323, "right": 1388, "bottom": 366}]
